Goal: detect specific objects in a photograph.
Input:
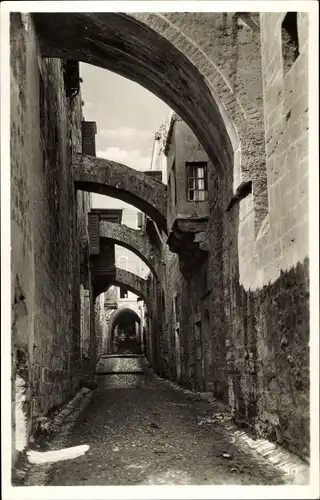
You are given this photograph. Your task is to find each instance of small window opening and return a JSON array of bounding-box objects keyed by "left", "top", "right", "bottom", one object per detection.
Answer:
[
  {"left": 186, "top": 162, "right": 208, "bottom": 202},
  {"left": 282, "top": 13, "right": 299, "bottom": 75}
]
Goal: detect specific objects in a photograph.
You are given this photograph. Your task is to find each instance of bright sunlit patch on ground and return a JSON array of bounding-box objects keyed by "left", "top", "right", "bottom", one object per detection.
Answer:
[
  {"left": 141, "top": 469, "right": 194, "bottom": 485},
  {"left": 27, "top": 445, "right": 90, "bottom": 464}
]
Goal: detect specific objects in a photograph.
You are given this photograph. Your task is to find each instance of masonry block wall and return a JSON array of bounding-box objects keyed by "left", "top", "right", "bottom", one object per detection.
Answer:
[
  {"left": 145, "top": 13, "right": 309, "bottom": 461},
  {"left": 10, "top": 13, "right": 91, "bottom": 462},
  {"left": 226, "top": 12, "right": 309, "bottom": 460}
]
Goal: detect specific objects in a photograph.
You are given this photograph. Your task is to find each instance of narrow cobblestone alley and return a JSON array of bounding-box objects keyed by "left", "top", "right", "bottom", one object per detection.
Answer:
[
  {"left": 26, "top": 357, "right": 286, "bottom": 486},
  {"left": 5, "top": 8, "right": 318, "bottom": 498}
]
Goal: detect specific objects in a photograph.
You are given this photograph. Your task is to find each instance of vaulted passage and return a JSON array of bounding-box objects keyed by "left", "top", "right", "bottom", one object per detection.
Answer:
[{"left": 108, "top": 308, "right": 141, "bottom": 355}]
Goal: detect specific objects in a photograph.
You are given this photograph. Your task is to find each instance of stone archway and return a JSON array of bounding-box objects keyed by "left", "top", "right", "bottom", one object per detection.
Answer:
[
  {"left": 32, "top": 12, "right": 236, "bottom": 175},
  {"left": 74, "top": 154, "right": 168, "bottom": 233},
  {"left": 33, "top": 12, "right": 270, "bottom": 236},
  {"left": 99, "top": 221, "right": 159, "bottom": 279},
  {"left": 94, "top": 267, "right": 148, "bottom": 302},
  {"left": 108, "top": 307, "right": 141, "bottom": 355}
]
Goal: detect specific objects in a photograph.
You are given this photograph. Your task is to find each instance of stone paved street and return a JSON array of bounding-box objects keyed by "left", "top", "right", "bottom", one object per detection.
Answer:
[{"left": 44, "top": 357, "right": 285, "bottom": 486}]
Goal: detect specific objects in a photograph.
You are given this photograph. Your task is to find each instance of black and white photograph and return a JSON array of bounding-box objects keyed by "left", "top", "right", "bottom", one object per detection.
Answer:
[{"left": 1, "top": 2, "right": 319, "bottom": 499}]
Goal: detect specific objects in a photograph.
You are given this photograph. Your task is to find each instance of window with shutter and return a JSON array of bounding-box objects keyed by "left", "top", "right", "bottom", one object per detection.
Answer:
[
  {"left": 88, "top": 213, "right": 100, "bottom": 255},
  {"left": 82, "top": 121, "right": 97, "bottom": 156}
]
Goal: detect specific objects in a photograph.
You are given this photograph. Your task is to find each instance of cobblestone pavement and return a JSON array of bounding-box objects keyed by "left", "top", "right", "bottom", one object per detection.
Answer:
[{"left": 45, "top": 357, "right": 286, "bottom": 486}]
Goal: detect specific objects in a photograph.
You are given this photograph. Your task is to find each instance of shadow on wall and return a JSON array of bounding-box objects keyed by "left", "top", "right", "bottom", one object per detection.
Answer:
[
  {"left": 151, "top": 159, "right": 310, "bottom": 462},
  {"left": 227, "top": 255, "right": 309, "bottom": 460},
  {"left": 207, "top": 155, "right": 309, "bottom": 460}
]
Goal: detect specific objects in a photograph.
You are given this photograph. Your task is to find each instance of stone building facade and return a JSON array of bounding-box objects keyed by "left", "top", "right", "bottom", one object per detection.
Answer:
[
  {"left": 9, "top": 11, "right": 311, "bottom": 468},
  {"left": 145, "top": 20, "right": 309, "bottom": 452}
]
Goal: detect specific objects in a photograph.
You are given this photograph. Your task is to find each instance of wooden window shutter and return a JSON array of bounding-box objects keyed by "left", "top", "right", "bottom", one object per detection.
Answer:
[
  {"left": 88, "top": 213, "right": 100, "bottom": 255},
  {"left": 82, "top": 121, "right": 97, "bottom": 156}
]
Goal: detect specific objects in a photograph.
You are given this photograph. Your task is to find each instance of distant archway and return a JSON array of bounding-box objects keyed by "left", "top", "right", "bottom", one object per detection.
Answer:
[
  {"left": 108, "top": 306, "right": 141, "bottom": 355},
  {"left": 93, "top": 267, "right": 148, "bottom": 302},
  {"left": 100, "top": 221, "right": 159, "bottom": 279}
]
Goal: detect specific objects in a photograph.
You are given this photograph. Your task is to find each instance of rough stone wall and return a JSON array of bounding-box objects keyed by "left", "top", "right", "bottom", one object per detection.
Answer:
[
  {"left": 253, "top": 12, "right": 309, "bottom": 457},
  {"left": 103, "top": 286, "right": 118, "bottom": 353},
  {"left": 11, "top": 13, "right": 37, "bottom": 464},
  {"left": 225, "top": 12, "right": 309, "bottom": 459},
  {"left": 145, "top": 273, "right": 163, "bottom": 374},
  {"left": 146, "top": 13, "right": 309, "bottom": 460},
  {"left": 10, "top": 13, "right": 91, "bottom": 459}
]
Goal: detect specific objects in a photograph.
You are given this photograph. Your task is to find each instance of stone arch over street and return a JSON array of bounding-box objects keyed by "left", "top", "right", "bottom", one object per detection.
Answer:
[
  {"left": 74, "top": 153, "right": 168, "bottom": 233},
  {"left": 100, "top": 221, "right": 159, "bottom": 279},
  {"left": 94, "top": 267, "right": 148, "bottom": 302},
  {"left": 33, "top": 11, "right": 270, "bottom": 232},
  {"left": 108, "top": 307, "right": 141, "bottom": 355},
  {"left": 109, "top": 306, "right": 141, "bottom": 333},
  {"left": 32, "top": 13, "right": 236, "bottom": 174}
]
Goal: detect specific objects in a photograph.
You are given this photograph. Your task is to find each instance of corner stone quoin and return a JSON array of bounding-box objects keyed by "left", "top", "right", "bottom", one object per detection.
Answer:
[{"left": 72, "top": 153, "right": 168, "bottom": 233}]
